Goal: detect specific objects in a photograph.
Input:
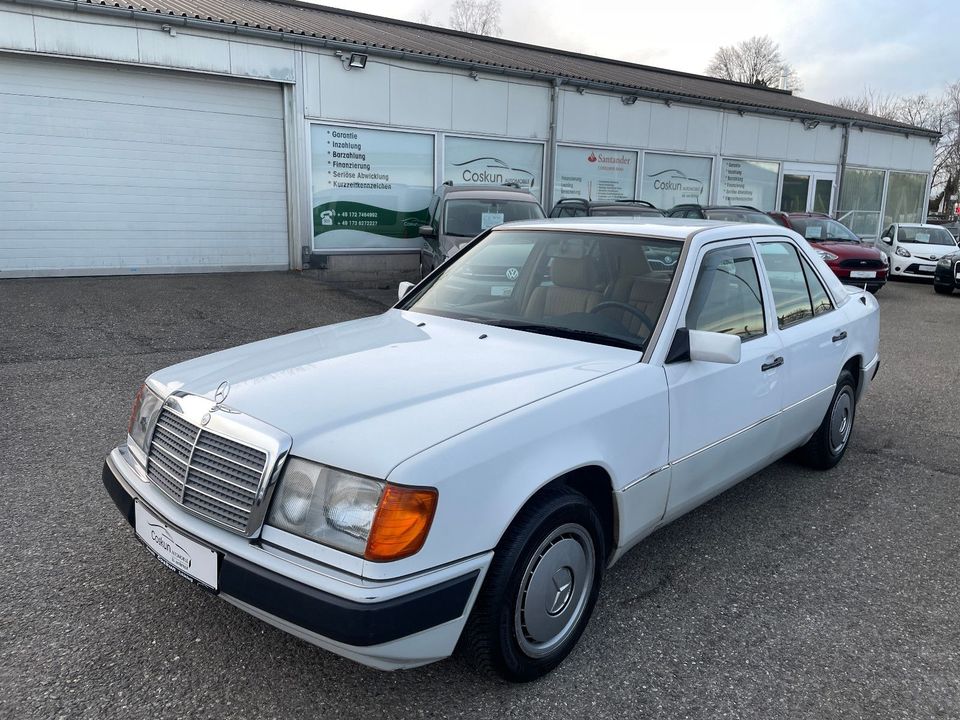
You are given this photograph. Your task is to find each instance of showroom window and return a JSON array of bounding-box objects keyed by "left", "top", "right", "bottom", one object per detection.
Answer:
[
  {"left": 640, "top": 153, "right": 712, "bottom": 211},
  {"left": 718, "top": 159, "right": 780, "bottom": 211},
  {"left": 837, "top": 167, "right": 885, "bottom": 238},
  {"left": 443, "top": 136, "right": 544, "bottom": 202},
  {"left": 310, "top": 124, "right": 435, "bottom": 251},
  {"left": 883, "top": 171, "right": 928, "bottom": 227},
  {"left": 554, "top": 145, "right": 638, "bottom": 203}
]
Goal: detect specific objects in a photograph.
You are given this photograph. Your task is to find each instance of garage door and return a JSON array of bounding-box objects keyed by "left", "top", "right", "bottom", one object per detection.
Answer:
[{"left": 0, "top": 55, "right": 289, "bottom": 277}]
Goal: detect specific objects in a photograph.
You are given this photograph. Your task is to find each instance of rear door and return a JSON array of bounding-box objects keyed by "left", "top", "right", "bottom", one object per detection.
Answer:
[
  {"left": 663, "top": 240, "right": 784, "bottom": 518},
  {"left": 756, "top": 239, "right": 845, "bottom": 451}
]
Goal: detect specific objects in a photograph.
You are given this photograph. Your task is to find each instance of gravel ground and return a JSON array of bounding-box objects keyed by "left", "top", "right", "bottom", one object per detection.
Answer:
[{"left": 1, "top": 273, "right": 958, "bottom": 720}]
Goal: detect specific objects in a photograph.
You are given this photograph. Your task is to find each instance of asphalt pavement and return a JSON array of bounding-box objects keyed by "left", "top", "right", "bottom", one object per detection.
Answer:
[{"left": 1, "top": 273, "right": 958, "bottom": 719}]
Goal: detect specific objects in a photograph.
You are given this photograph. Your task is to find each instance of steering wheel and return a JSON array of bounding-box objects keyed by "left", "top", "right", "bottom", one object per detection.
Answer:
[{"left": 589, "top": 301, "right": 655, "bottom": 333}]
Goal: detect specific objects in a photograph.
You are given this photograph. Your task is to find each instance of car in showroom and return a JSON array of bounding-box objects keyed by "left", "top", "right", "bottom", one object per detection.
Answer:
[
  {"left": 103, "top": 218, "right": 879, "bottom": 682},
  {"left": 417, "top": 182, "right": 544, "bottom": 278},
  {"left": 878, "top": 222, "right": 959, "bottom": 279},
  {"left": 769, "top": 212, "right": 888, "bottom": 293},
  {"left": 933, "top": 248, "right": 960, "bottom": 294}
]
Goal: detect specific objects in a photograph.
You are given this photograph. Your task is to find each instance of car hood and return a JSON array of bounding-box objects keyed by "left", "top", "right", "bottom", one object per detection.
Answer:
[
  {"left": 810, "top": 240, "right": 884, "bottom": 259},
  {"left": 898, "top": 242, "right": 958, "bottom": 260},
  {"left": 147, "top": 310, "right": 638, "bottom": 478}
]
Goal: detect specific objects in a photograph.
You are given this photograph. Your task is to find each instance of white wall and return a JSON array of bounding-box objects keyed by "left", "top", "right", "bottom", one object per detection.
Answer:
[
  {"left": 303, "top": 51, "right": 551, "bottom": 139},
  {"left": 0, "top": 6, "right": 295, "bottom": 82},
  {"left": 847, "top": 128, "right": 936, "bottom": 173}
]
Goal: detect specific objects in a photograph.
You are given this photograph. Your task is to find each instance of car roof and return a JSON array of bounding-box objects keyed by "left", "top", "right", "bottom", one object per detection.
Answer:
[
  {"left": 498, "top": 216, "right": 800, "bottom": 243},
  {"left": 897, "top": 222, "right": 943, "bottom": 228}
]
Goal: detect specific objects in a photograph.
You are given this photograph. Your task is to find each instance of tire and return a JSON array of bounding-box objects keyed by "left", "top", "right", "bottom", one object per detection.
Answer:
[
  {"left": 460, "top": 486, "right": 605, "bottom": 682},
  {"left": 934, "top": 284, "right": 953, "bottom": 295},
  {"left": 799, "top": 368, "right": 857, "bottom": 470}
]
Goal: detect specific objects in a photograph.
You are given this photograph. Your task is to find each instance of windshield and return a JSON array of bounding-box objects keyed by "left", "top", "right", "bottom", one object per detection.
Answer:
[
  {"left": 589, "top": 206, "right": 663, "bottom": 217},
  {"left": 400, "top": 230, "right": 683, "bottom": 351},
  {"left": 442, "top": 199, "right": 544, "bottom": 238},
  {"left": 704, "top": 210, "right": 778, "bottom": 225},
  {"left": 790, "top": 217, "right": 861, "bottom": 242},
  {"left": 897, "top": 226, "right": 958, "bottom": 246}
]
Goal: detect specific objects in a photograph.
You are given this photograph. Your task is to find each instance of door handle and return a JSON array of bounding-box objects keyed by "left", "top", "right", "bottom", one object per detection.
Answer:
[
  {"left": 761, "top": 356, "right": 784, "bottom": 372},
  {"left": 832, "top": 331, "right": 848, "bottom": 343}
]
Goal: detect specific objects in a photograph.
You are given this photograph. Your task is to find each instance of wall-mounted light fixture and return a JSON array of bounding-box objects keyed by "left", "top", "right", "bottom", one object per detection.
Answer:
[
  {"left": 802, "top": 119, "right": 820, "bottom": 130},
  {"left": 621, "top": 95, "right": 638, "bottom": 106},
  {"left": 468, "top": 70, "right": 479, "bottom": 81},
  {"left": 335, "top": 51, "right": 368, "bottom": 70},
  {"left": 160, "top": 24, "right": 176, "bottom": 37},
  {"left": 576, "top": 86, "right": 586, "bottom": 95}
]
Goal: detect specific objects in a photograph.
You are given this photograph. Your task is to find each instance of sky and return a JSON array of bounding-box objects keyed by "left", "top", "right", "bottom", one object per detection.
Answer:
[{"left": 308, "top": 0, "right": 958, "bottom": 103}]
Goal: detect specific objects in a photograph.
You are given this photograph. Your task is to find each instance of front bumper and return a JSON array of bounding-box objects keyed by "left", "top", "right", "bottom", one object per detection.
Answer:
[{"left": 102, "top": 446, "right": 490, "bottom": 670}]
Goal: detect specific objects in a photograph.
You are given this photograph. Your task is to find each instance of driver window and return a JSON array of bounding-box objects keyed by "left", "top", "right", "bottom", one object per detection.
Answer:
[{"left": 686, "top": 245, "right": 766, "bottom": 340}]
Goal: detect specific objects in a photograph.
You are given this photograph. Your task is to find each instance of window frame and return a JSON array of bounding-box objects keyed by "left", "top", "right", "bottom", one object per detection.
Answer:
[
  {"left": 681, "top": 241, "right": 768, "bottom": 343},
  {"left": 756, "top": 239, "right": 835, "bottom": 330}
]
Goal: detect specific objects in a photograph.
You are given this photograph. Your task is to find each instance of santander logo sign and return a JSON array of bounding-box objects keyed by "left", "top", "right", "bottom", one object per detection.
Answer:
[{"left": 586, "top": 150, "right": 631, "bottom": 166}]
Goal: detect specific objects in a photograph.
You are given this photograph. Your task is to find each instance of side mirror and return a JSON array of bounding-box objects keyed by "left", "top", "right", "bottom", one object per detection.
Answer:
[
  {"left": 398, "top": 281, "right": 415, "bottom": 301},
  {"left": 419, "top": 225, "right": 436, "bottom": 239},
  {"left": 666, "top": 328, "right": 741, "bottom": 365},
  {"left": 881, "top": 236, "right": 892, "bottom": 244}
]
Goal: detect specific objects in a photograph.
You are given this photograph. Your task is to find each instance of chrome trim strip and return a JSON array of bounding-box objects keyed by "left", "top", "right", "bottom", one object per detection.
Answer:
[
  {"left": 671, "top": 413, "right": 777, "bottom": 466},
  {"left": 620, "top": 464, "right": 670, "bottom": 493},
  {"left": 670, "top": 384, "right": 836, "bottom": 466}
]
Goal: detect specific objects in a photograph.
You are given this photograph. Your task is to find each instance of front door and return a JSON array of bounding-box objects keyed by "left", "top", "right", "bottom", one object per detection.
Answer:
[
  {"left": 780, "top": 170, "right": 835, "bottom": 214},
  {"left": 663, "top": 241, "right": 784, "bottom": 519}
]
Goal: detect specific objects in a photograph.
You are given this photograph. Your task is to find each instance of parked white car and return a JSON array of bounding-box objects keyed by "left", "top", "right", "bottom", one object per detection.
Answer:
[
  {"left": 104, "top": 219, "right": 879, "bottom": 681},
  {"left": 878, "top": 222, "right": 959, "bottom": 278}
]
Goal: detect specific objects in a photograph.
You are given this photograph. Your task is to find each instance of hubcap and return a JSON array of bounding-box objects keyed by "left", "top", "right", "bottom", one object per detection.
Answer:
[
  {"left": 829, "top": 387, "right": 854, "bottom": 454},
  {"left": 514, "top": 524, "right": 595, "bottom": 659}
]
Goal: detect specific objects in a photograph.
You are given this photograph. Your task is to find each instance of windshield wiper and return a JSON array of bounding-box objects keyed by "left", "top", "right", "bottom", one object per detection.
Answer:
[{"left": 493, "top": 321, "right": 644, "bottom": 351}]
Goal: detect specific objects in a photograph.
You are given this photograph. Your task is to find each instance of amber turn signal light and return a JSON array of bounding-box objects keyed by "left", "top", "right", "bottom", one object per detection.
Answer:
[
  {"left": 127, "top": 384, "right": 145, "bottom": 435},
  {"left": 364, "top": 484, "right": 438, "bottom": 562}
]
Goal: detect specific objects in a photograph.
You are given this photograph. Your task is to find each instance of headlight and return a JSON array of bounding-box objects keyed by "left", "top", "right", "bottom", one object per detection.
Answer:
[
  {"left": 816, "top": 250, "right": 838, "bottom": 262},
  {"left": 939, "top": 257, "right": 952, "bottom": 267},
  {"left": 267, "top": 458, "right": 438, "bottom": 561},
  {"left": 880, "top": 254, "right": 889, "bottom": 266},
  {"left": 127, "top": 383, "right": 163, "bottom": 463},
  {"left": 895, "top": 246, "right": 911, "bottom": 257}
]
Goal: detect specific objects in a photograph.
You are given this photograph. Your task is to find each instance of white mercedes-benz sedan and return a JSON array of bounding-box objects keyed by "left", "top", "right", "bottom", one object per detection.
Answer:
[{"left": 103, "top": 218, "right": 879, "bottom": 681}]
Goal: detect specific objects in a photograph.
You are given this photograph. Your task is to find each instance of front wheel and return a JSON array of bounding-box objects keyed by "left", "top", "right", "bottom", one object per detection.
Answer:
[
  {"left": 798, "top": 368, "right": 857, "bottom": 470},
  {"left": 934, "top": 284, "right": 954, "bottom": 295},
  {"left": 460, "top": 487, "right": 605, "bottom": 682}
]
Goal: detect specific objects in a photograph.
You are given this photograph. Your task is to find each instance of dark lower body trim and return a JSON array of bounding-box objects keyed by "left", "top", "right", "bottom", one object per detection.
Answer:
[{"left": 102, "top": 460, "right": 478, "bottom": 648}]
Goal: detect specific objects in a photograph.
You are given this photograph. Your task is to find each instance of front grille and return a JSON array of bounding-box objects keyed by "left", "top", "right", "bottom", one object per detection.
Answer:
[
  {"left": 839, "top": 259, "right": 885, "bottom": 269},
  {"left": 146, "top": 408, "right": 268, "bottom": 532}
]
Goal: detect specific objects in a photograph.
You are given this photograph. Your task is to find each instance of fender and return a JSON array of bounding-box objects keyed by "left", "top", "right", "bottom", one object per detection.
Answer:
[{"left": 373, "top": 361, "right": 670, "bottom": 581}]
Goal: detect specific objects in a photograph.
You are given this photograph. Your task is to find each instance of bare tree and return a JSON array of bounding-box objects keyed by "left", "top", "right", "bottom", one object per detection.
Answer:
[
  {"left": 416, "top": 9, "right": 435, "bottom": 25},
  {"left": 449, "top": 0, "right": 501, "bottom": 36},
  {"left": 833, "top": 87, "right": 901, "bottom": 118},
  {"left": 706, "top": 35, "right": 802, "bottom": 92}
]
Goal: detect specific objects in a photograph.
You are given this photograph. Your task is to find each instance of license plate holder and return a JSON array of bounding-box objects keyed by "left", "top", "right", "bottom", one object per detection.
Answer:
[
  {"left": 849, "top": 270, "right": 877, "bottom": 279},
  {"left": 134, "top": 502, "right": 219, "bottom": 590}
]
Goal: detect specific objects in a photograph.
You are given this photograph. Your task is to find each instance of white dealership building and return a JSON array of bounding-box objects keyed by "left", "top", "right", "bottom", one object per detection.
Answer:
[{"left": 0, "top": 0, "right": 940, "bottom": 280}]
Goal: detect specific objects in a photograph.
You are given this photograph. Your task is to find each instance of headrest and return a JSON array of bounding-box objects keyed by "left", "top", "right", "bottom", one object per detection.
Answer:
[
  {"left": 551, "top": 256, "right": 596, "bottom": 290},
  {"left": 616, "top": 243, "right": 651, "bottom": 277}
]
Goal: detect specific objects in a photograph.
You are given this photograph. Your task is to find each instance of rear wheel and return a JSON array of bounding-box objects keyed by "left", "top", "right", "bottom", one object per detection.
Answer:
[
  {"left": 799, "top": 369, "right": 857, "bottom": 470},
  {"left": 461, "top": 487, "right": 605, "bottom": 682},
  {"left": 934, "top": 284, "right": 953, "bottom": 295}
]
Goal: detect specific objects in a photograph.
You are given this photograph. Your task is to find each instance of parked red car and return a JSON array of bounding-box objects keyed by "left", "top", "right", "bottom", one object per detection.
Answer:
[{"left": 769, "top": 212, "right": 888, "bottom": 293}]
